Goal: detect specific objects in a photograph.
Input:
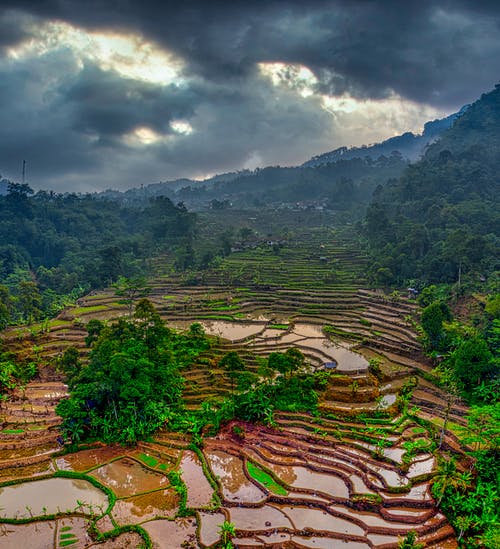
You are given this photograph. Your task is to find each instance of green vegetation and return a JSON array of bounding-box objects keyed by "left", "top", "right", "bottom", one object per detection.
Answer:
[
  {"left": 246, "top": 461, "right": 287, "bottom": 495},
  {"left": 57, "top": 301, "right": 210, "bottom": 443},
  {"left": 218, "top": 520, "right": 236, "bottom": 549},
  {"left": 0, "top": 187, "right": 195, "bottom": 326},
  {"left": 364, "top": 85, "right": 499, "bottom": 288},
  {"left": 0, "top": 338, "right": 38, "bottom": 395}
]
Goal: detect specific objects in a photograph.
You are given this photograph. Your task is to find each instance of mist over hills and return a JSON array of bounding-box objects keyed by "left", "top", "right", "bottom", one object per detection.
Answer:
[
  {"left": 95, "top": 106, "right": 468, "bottom": 210},
  {"left": 302, "top": 108, "right": 467, "bottom": 168}
]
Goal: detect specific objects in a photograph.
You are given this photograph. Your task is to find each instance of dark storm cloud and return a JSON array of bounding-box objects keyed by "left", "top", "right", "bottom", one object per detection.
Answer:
[
  {"left": 2, "top": 1, "right": 499, "bottom": 106},
  {"left": 0, "top": 1, "right": 499, "bottom": 190},
  {"left": 0, "top": 10, "right": 32, "bottom": 50},
  {"left": 62, "top": 64, "right": 200, "bottom": 138}
]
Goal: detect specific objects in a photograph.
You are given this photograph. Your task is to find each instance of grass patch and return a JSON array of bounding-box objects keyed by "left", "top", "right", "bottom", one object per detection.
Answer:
[
  {"left": 137, "top": 453, "right": 158, "bottom": 468},
  {"left": 2, "top": 429, "right": 24, "bottom": 434},
  {"left": 268, "top": 324, "right": 289, "bottom": 330},
  {"left": 198, "top": 314, "right": 235, "bottom": 321},
  {"left": 246, "top": 461, "right": 287, "bottom": 495},
  {"left": 70, "top": 305, "right": 108, "bottom": 315}
]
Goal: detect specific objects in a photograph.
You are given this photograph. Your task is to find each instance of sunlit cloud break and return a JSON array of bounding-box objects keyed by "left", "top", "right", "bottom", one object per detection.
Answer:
[{"left": 7, "top": 19, "right": 184, "bottom": 86}]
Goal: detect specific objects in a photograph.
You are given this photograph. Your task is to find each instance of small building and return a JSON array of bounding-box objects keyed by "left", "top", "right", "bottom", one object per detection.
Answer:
[
  {"left": 407, "top": 288, "right": 418, "bottom": 299},
  {"left": 323, "top": 361, "right": 337, "bottom": 370}
]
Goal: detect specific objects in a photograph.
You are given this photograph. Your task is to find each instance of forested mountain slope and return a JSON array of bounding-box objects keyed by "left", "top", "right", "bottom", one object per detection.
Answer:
[
  {"left": 0, "top": 186, "right": 195, "bottom": 325},
  {"left": 302, "top": 108, "right": 464, "bottom": 167},
  {"left": 364, "top": 85, "right": 500, "bottom": 287}
]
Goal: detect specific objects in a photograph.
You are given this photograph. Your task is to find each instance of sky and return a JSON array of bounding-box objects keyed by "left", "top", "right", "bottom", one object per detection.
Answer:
[{"left": 0, "top": 1, "right": 499, "bottom": 192}]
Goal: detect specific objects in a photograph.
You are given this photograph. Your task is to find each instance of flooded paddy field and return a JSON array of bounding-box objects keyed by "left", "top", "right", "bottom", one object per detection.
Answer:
[{"left": 0, "top": 412, "right": 456, "bottom": 548}]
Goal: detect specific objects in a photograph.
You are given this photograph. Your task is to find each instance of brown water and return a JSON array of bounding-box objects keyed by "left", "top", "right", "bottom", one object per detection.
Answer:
[
  {"left": 278, "top": 505, "right": 365, "bottom": 536},
  {"left": 258, "top": 328, "right": 289, "bottom": 339},
  {"left": 233, "top": 537, "right": 263, "bottom": 546},
  {"left": 245, "top": 451, "right": 299, "bottom": 486},
  {"left": 256, "top": 532, "right": 291, "bottom": 544},
  {"left": 0, "top": 520, "right": 55, "bottom": 549},
  {"left": 349, "top": 473, "right": 375, "bottom": 494},
  {"left": 292, "top": 323, "right": 325, "bottom": 338},
  {"left": 291, "top": 537, "right": 370, "bottom": 549},
  {"left": 0, "top": 477, "right": 108, "bottom": 518},
  {"left": 200, "top": 321, "right": 265, "bottom": 341},
  {"left": 367, "top": 464, "right": 408, "bottom": 488},
  {"left": 198, "top": 511, "right": 225, "bottom": 546},
  {"left": 229, "top": 505, "right": 292, "bottom": 530},
  {"left": 180, "top": 450, "right": 214, "bottom": 508},
  {"left": 55, "top": 445, "right": 126, "bottom": 472},
  {"left": 90, "top": 457, "right": 168, "bottom": 497},
  {"left": 204, "top": 450, "right": 266, "bottom": 503},
  {"left": 142, "top": 517, "right": 198, "bottom": 549},
  {"left": 367, "top": 533, "right": 401, "bottom": 546},
  {"left": 57, "top": 517, "right": 92, "bottom": 548},
  {"left": 112, "top": 489, "right": 178, "bottom": 524},
  {"left": 288, "top": 466, "right": 349, "bottom": 499},
  {"left": 407, "top": 455, "right": 435, "bottom": 478},
  {"left": 384, "top": 507, "right": 430, "bottom": 519},
  {"left": 329, "top": 504, "right": 412, "bottom": 530}
]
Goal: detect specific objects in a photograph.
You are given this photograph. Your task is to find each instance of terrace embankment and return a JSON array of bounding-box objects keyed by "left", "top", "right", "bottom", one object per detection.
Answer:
[{"left": 0, "top": 226, "right": 462, "bottom": 547}]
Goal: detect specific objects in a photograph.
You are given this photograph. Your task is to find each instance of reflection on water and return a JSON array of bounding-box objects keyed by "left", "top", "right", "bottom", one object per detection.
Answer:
[
  {"left": 198, "top": 511, "right": 225, "bottom": 547},
  {"left": 0, "top": 478, "right": 108, "bottom": 518},
  {"left": 205, "top": 450, "right": 266, "bottom": 503},
  {"left": 287, "top": 466, "right": 350, "bottom": 499},
  {"left": 90, "top": 457, "right": 167, "bottom": 497},
  {"left": 180, "top": 451, "right": 214, "bottom": 508},
  {"left": 200, "top": 321, "right": 265, "bottom": 341}
]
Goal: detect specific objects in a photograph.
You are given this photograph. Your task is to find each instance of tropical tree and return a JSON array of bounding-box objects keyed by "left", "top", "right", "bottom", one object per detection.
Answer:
[
  {"left": 420, "top": 301, "right": 452, "bottom": 350},
  {"left": 0, "top": 285, "right": 13, "bottom": 328},
  {"left": 435, "top": 365, "right": 461, "bottom": 449},
  {"left": 113, "top": 276, "right": 151, "bottom": 317},
  {"left": 219, "top": 351, "right": 246, "bottom": 394},
  {"left": 461, "top": 403, "right": 500, "bottom": 451},
  {"left": 218, "top": 520, "right": 236, "bottom": 548},
  {"left": 448, "top": 336, "right": 494, "bottom": 391},
  {"left": 18, "top": 280, "right": 42, "bottom": 323}
]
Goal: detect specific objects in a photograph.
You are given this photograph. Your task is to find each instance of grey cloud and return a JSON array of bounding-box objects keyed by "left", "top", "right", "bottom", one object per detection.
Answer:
[
  {"left": 2, "top": 1, "right": 499, "bottom": 106},
  {"left": 61, "top": 64, "right": 200, "bottom": 138},
  {"left": 0, "top": 1, "right": 499, "bottom": 191}
]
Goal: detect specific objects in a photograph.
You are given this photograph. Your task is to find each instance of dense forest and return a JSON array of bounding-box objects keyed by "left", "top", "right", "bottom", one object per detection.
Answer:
[
  {"left": 0, "top": 185, "right": 195, "bottom": 326},
  {"left": 364, "top": 85, "right": 500, "bottom": 289},
  {"left": 98, "top": 152, "right": 408, "bottom": 211}
]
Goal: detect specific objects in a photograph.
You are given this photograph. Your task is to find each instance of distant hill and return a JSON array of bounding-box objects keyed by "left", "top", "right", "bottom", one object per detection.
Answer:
[
  {"left": 302, "top": 108, "right": 467, "bottom": 168},
  {"left": 94, "top": 101, "right": 473, "bottom": 214},
  {"left": 97, "top": 170, "right": 254, "bottom": 205},
  {"left": 364, "top": 85, "right": 500, "bottom": 286}
]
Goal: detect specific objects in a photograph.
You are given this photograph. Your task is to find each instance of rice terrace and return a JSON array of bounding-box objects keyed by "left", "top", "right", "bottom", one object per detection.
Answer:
[{"left": 0, "top": 220, "right": 483, "bottom": 548}]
